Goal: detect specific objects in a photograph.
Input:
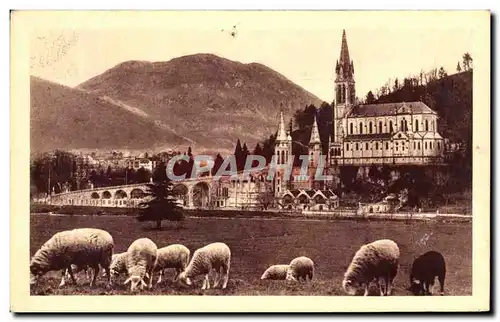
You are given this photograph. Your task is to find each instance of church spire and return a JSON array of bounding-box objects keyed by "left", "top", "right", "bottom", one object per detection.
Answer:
[
  {"left": 276, "top": 110, "right": 287, "bottom": 142},
  {"left": 309, "top": 115, "right": 321, "bottom": 145},
  {"left": 338, "top": 29, "right": 353, "bottom": 79}
]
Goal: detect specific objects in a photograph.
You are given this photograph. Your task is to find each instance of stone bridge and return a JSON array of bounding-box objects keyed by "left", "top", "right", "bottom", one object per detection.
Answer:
[{"left": 48, "top": 177, "right": 215, "bottom": 209}]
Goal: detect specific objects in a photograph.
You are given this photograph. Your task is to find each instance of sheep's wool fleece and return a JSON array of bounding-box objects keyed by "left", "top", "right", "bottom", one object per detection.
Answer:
[
  {"left": 30, "top": 228, "right": 114, "bottom": 274},
  {"left": 110, "top": 252, "right": 128, "bottom": 275},
  {"left": 185, "top": 242, "right": 230, "bottom": 278},
  {"left": 261, "top": 265, "right": 289, "bottom": 280},
  {"left": 126, "top": 238, "right": 158, "bottom": 278},
  {"left": 344, "top": 239, "right": 400, "bottom": 284},
  {"left": 155, "top": 244, "right": 190, "bottom": 270},
  {"left": 288, "top": 257, "right": 314, "bottom": 277}
]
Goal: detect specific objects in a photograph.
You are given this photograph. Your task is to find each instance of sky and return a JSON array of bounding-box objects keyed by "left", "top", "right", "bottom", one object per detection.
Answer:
[{"left": 28, "top": 11, "right": 482, "bottom": 103}]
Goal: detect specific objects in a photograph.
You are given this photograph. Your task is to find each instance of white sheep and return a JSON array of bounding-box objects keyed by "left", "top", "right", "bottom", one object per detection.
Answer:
[
  {"left": 261, "top": 264, "right": 290, "bottom": 280},
  {"left": 178, "top": 242, "right": 231, "bottom": 290},
  {"left": 154, "top": 244, "right": 190, "bottom": 285},
  {"left": 124, "top": 238, "right": 158, "bottom": 292},
  {"left": 101, "top": 252, "right": 128, "bottom": 283},
  {"left": 286, "top": 256, "right": 314, "bottom": 282},
  {"left": 30, "top": 228, "right": 114, "bottom": 287},
  {"left": 342, "top": 239, "right": 400, "bottom": 296}
]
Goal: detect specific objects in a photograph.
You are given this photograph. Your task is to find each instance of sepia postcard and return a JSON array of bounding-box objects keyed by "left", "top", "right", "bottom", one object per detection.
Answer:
[{"left": 11, "top": 10, "right": 490, "bottom": 313}]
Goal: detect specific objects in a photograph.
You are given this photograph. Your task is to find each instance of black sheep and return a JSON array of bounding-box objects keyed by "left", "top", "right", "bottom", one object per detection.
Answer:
[{"left": 409, "top": 251, "right": 446, "bottom": 295}]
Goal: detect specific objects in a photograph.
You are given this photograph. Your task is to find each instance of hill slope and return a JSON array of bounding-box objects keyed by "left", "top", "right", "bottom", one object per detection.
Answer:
[
  {"left": 30, "top": 76, "right": 190, "bottom": 153},
  {"left": 78, "top": 54, "right": 323, "bottom": 152}
]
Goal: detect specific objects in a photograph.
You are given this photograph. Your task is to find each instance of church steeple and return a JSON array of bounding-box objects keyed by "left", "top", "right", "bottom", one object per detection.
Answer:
[
  {"left": 276, "top": 110, "right": 287, "bottom": 142},
  {"left": 309, "top": 115, "right": 322, "bottom": 167},
  {"left": 309, "top": 115, "right": 321, "bottom": 145}
]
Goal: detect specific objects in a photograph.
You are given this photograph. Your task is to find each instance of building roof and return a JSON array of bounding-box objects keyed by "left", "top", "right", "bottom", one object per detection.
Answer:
[
  {"left": 347, "top": 101, "right": 437, "bottom": 118},
  {"left": 345, "top": 133, "right": 394, "bottom": 141}
]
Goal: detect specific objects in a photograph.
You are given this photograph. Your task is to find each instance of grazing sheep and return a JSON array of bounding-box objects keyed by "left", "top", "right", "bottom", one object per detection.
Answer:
[
  {"left": 286, "top": 256, "right": 314, "bottom": 282},
  {"left": 342, "top": 239, "right": 400, "bottom": 296},
  {"left": 30, "top": 228, "right": 114, "bottom": 287},
  {"left": 154, "top": 244, "right": 190, "bottom": 285},
  {"left": 101, "top": 252, "right": 128, "bottom": 282},
  {"left": 409, "top": 251, "right": 446, "bottom": 296},
  {"left": 178, "top": 242, "right": 231, "bottom": 290},
  {"left": 124, "top": 238, "right": 158, "bottom": 292},
  {"left": 261, "top": 264, "right": 290, "bottom": 280}
]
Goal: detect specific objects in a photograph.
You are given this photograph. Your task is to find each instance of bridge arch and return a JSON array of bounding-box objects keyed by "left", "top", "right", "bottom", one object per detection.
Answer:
[
  {"left": 91, "top": 192, "right": 100, "bottom": 199},
  {"left": 115, "top": 190, "right": 127, "bottom": 199},
  {"left": 130, "top": 188, "right": 145, "bottom": 199},
  {"left": 102, "top": 191, "right": 112, "bottom": 199},
  {"left": 192, "top": 181, "right": 210, "bottom": 209},
  {"left": 172, "top": 184, "right": 189, "bottom": 206}
]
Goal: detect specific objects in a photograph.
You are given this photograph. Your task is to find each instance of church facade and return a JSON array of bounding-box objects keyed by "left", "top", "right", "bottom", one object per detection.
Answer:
[{"left": 328, "top": 30, "right": 446, "bottom": 166}]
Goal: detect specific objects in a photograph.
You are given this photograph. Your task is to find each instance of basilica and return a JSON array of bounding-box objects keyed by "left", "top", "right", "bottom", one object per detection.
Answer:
[{"left": 277, "top": 29, "right": 446, "bottom": 174}]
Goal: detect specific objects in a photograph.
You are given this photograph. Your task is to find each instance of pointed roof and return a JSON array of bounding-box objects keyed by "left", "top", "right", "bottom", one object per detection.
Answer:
[
  {"left": 309, "top": 115, "right": 321, "bottom": 145},
  {"left": 337, "top": 29, "right": 354, "bottom": 79},
  {"left": 276, "top": 110, "right": 288, "bottom": 142},
  {"left": 340, "top": 29, "right": 350, "bottom": 65}
]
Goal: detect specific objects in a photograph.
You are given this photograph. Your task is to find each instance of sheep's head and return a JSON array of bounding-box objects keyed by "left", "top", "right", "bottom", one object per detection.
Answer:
[
  {"left": 285, "top": 268, "right": 297, "bottom": 281},
  {"left": 409, "top": 278, "right": 424, "bottom": 295},
  {"left": 177, "top": 271, "right": 192, "bottom": 286},
  {"left": 124, "top": 275, "right": 146, "bottom": 292},
  {"left": 342, "top": 279, "right": 359, "bottom": 295},
  {"left": 29, "top": 262, "right": 47, "bottom": 285}
]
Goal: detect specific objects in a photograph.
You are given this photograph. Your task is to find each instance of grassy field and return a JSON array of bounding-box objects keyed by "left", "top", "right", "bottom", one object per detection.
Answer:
[{"left": 29, "top": 214, "right": 472, "bottom": 296}]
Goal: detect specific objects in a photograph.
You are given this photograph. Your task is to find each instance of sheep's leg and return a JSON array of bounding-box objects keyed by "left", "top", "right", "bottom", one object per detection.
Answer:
[
  {"left": 438, "top": 274, "right": 445, "bottom": 296},
  {"left": 201, "top": 274, "right": 210, "bottom": 290},
  {"left": 173, "top": 268, "right": 181, "bottom": 282},
  {"left": 148, "top": 269, "right": 154, "bottom": 289},
  {"left": 103, "top": 267, "right": 111, "bottom": 287},
  {"left": 156, "top": 270, "right": 163, "bottom": 285},
  {"left": 222, "top": 262, "right": 230, "bottom": 289},
  {"left": 67, "top": 266, "right": 78, "bottom": 285},
  {"left": 59, "top": 270, "right": 67, "bottom": 287},
  {"left": 90, "top": 265, "right": 99, "bottom": 287},
  {"left": 363, "top": 283, "right": 369, "bottom": 296},
  {"left": 376, "top": 279, "right": 384, "bottom": 296},
  {"left": 213, "top": 268, "right": 222, "bottom": 288}
]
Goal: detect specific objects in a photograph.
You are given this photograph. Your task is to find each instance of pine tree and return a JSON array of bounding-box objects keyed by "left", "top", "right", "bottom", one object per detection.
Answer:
[
  {"left": 187, "top": 146, "right": 193, "bottom": 157},
  {"left": 137, "top": 177, "right": 184, "bottom": 230},
  {"left": 212, "top": 153, "right": 225, "bottom": 175},
  {"left": 234, "top": 139, "right": 243, "bottom": 171},
  {"left": 152, "top": 161, "right": 168, "bottom": 183},
  {"left": 456, "top": 62, "right": 462, "bottom": 72},
  {"left": 253, "top": 143, "right": 263, "bottom": 156}
]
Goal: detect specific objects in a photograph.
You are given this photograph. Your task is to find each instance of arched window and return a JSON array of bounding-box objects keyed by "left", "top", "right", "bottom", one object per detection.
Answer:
[
  {"left": 350, "top": 123, "right": 353, "bottom": 134},
  {"left": 369, "top": 122, "right": 373, "bottom": 134},
  {"left": 405, "top": 120, "right": 408, "bottom": 131},
  {"left": 425, "top": 120, "right": 429, "bottom": 131},
  {"left": 359, "top": 122, "right": 363, "bottom": 134},
  {"left": 438, "top": 142, "right": 441, "bottom": 150},
  {"left": 386, "top": 142, "right": 389, "bottom": 149},
  {"left": 430, "top": 142, "right": 433, "bottom": 149},
  {"left": 379, "top": 121, "right": 383, "bottom": 133},
  {"left": 389, "top": 121, "right": 394, "bottom": 133},
  {"left": 365, "top": 143, "right": 369, "bottom": 150},
  {"left": 281, "top": 151, "right": 285, "bottom": 164},
  {"left": 418, "top": 142, "right": 421, "bottom": 149},
  {"left": 375, "top": 142, "right": 379, "bottom": 150},
  {"left": 425, "top": 142, "right": 428, "bottom": 149},
  {"left": 400, "top": 120, "right": 404, "bottom": 132},
  {"left": 346, "top": 144, "right": 349, "bottom": 151},
  {"left": 415, "top": 120, "right": 419, "bottom": 132},
  {"left": 355, "top": 143, "right": 359, "bottom": 150}
]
